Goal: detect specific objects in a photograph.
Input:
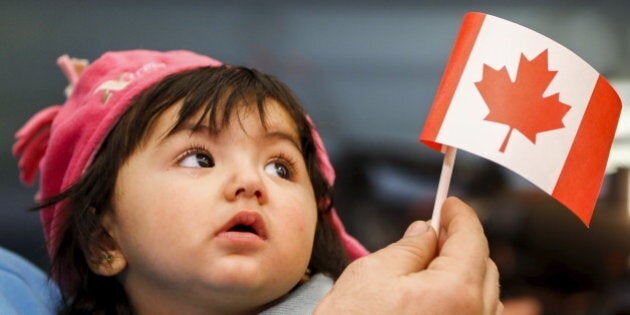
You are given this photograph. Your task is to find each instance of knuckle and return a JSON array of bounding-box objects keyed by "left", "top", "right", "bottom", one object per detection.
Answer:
[
  {"left": 390, "top": 238, "right": 433, "bottom": 263},
  {"left": 487, "top": 258, "right": 499, "bottom": 275},
  {"left": 396, "top": 241, "right": 426, "bottom": 260}
]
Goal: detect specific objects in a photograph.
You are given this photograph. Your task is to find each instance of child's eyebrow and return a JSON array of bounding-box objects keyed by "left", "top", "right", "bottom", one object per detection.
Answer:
[
  {"left": 158, "top": 123, "right": 302, "bottom": 152},
  {"left": 264, "top": 131, "right": 303, "bottom": 152},
  {"left": 158, "top": 123, "right": 211, "bottom": 144}
]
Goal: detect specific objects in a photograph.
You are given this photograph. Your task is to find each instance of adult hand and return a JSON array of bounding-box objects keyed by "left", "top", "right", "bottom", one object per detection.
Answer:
[{"left": 314, "top": 197, "right": 502, "bottom": 314}]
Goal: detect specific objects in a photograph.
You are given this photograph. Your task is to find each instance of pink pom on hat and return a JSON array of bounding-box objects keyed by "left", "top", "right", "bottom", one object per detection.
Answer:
[{"left": 13, "top": 49, "right": 368, "bottom": 260}]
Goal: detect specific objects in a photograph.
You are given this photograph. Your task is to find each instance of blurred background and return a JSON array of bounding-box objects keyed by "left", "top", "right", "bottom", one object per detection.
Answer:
[{"left": 1, "top": 1, "right": 628, "bottom": 314}]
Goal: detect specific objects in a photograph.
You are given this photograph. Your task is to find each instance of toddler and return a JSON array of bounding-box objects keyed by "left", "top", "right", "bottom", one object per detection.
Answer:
[{"left": 14, "top": 50, "right": 368, "bottom": 314}]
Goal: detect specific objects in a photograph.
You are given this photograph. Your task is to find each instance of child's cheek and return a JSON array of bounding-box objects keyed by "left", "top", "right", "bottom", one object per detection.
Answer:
[{"left": 287, "top": 200, "right": 316, "bottom": 234}]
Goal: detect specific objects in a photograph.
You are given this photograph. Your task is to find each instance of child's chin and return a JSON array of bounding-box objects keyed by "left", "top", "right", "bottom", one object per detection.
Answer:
[
  {"left": 202, "top": 267, "right": 297, "bottom": 298},
  {"left": 202, "top": 261, "right": 271, "bottom": 288},
  {"left": 199, "top": 256, "right": 305, "bottom": 296}
]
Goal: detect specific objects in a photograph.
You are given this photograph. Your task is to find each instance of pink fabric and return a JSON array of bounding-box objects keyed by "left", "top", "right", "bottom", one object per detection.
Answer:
[
  {"left": 14, "top": 49, "right": 368, "bottom": 260},
  {"left": 308, "top": 117, "right": 369, "bottom": 260}
]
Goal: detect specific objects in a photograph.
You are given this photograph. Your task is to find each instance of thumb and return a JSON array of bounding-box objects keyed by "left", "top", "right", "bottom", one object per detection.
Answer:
[{"left": 370, "top": 221, "right": 438, "bottom": 276}]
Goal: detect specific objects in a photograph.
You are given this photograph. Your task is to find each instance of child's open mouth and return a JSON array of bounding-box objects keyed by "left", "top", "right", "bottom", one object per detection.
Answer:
[
  {"left": 229, "top": 224, "right": 257, "bottom": 233},
  {"left": 217, "top": 211, "right": 268, "bottom": 240}
]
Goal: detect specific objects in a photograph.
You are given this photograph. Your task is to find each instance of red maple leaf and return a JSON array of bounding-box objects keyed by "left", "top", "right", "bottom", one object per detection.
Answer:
[{"left": 475, "top": 50, "right": 571, "bottom": 153}]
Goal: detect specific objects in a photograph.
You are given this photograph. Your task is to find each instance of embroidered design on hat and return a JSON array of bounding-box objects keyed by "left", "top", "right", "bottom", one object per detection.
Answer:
[{"left": 95, "top": 62, "right": 167, "bottom": 103}]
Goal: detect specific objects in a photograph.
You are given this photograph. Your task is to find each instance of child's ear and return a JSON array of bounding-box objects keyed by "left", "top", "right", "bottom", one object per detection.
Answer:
[{"left": 87, "top": 209, "right": 127, "bottom": 277}]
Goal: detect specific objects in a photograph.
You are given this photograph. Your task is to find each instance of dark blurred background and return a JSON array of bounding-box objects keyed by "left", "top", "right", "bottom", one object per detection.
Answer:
[{"left": 1, "top": 1, "right": 628, "bottom": 314}]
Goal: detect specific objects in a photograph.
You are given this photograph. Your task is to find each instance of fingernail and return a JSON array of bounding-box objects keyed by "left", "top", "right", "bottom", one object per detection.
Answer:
[{"left": 404, "top": 221, "right": 430, "bottom": 237}]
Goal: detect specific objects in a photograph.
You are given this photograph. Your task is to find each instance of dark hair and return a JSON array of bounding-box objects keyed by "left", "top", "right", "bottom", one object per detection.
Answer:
[{"left": 41, "top": 65, "right": 349, "bottom": 314}]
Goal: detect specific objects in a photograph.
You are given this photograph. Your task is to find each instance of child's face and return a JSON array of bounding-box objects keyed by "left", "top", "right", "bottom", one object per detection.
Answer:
[{"left": 103, "top": 99, "right": 318, "bottom": 312}]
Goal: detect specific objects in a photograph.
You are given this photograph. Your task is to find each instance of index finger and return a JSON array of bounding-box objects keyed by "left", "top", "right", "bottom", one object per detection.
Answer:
[{"left": 431, "top": 197, "right": 489, "bottom": 277}]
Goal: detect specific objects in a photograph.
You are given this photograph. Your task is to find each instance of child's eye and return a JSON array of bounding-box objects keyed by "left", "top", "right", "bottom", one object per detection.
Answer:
[
  {"left": 264, "top": 160, "right": 293, "bottom": 179},
  {"left": 178, "top": 149, "right": 214, "bottom": 168}
]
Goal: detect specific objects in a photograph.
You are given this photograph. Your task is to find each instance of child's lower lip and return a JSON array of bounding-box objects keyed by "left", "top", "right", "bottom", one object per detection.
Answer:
[{"left": 216, "top": 231, "right": 266, "bottom": 244}]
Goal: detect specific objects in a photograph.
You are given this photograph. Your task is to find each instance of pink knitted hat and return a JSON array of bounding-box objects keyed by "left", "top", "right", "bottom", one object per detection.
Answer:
[{"left": 14, "top": 49, "right": 368, "bottom": 260}]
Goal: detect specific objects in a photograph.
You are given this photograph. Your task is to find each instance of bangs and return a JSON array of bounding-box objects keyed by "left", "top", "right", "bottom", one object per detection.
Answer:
[{"left": 156, "top": 66, "right": 309, "bottom": 141}]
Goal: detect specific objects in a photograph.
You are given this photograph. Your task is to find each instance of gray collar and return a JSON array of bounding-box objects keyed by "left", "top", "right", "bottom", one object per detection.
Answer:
[{"left": 259, "top": 273, "right": 333, "bottom": 315}]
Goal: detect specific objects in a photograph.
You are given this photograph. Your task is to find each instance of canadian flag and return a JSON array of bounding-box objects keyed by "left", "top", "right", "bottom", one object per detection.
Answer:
[{"left": 420, "top": 12, "right": 622, "bottom": 226}]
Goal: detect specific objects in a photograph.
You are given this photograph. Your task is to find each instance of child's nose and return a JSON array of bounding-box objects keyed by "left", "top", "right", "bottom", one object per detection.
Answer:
[{"left": 224, "top": 168, "right": 268, "bottom": 204}]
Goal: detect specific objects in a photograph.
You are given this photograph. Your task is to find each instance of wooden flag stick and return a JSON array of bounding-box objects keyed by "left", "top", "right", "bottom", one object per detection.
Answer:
[{"left": 431, "top": 145, "right": 457, "bottom": 234}]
